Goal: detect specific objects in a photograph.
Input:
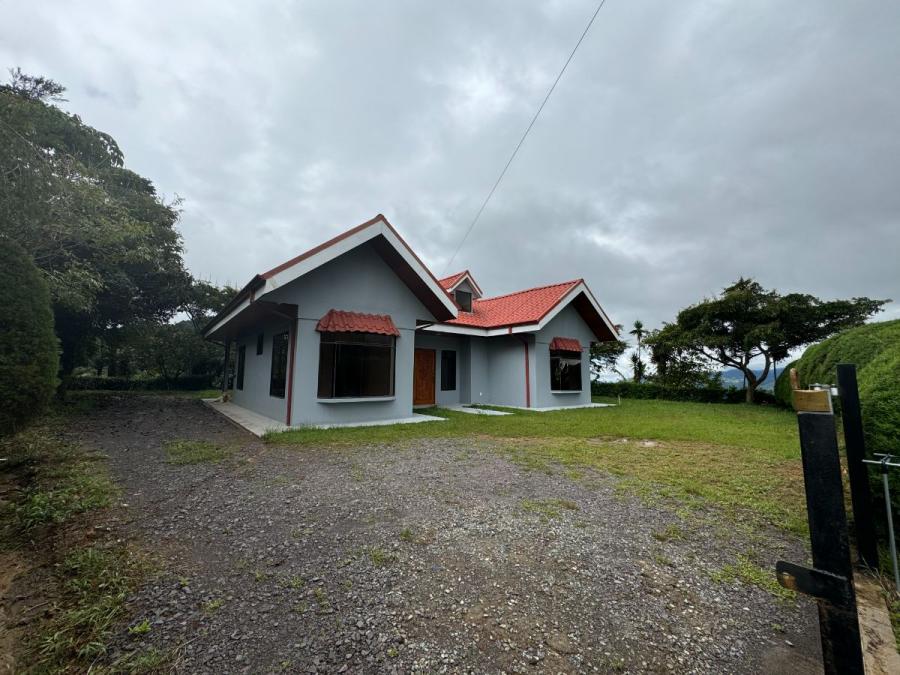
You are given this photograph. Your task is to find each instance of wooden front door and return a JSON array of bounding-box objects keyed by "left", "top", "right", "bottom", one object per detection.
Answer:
[{"left": 413, "top": 348, "right": 436, "bottom": 406}]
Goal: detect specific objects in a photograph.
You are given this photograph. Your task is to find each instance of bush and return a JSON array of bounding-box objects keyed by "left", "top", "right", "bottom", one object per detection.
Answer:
[
  {"left": 786, "top": 320, "right": 900, "bottom": 530},
  {"left": 787, "top": 319, "right": 900, "bottom": 454},
  {"left": 0, "top": 238, "right": 59, "bottom": 435},
  {"left": 592, "top": 381, "right": 776, "bottom": 405},
  {"left": 67, "top": 374, "right": 216, "bottom": 391},
  {"left": 773, "top": 360, "right": 797, "bottom": 407}
]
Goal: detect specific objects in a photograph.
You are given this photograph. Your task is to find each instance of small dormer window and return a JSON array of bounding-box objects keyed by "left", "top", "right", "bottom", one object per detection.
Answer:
[{"left": 455, "top": 290, "right": 472, "bottom": 312}]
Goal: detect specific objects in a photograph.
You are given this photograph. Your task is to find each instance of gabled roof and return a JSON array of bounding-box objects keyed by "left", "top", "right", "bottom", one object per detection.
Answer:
[
  {"left": 429, "top": 278, "right": 619, "bottom": 342},
  {"left": 439, "top": 270, "right": 483, "bottom": 298},
  {"left": 447, "top": 280, "right": 580, "bottom": 328},
  {"left": 203, "top": 214, "right": 457, "bottom": 339}
]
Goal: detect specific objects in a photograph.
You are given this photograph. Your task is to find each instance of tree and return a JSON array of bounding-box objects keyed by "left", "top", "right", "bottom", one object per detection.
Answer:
[
  {"left": 646, "top": 327, "right": 722, "bottom": 389},
  {"left": 628, "top": 320, "right": 647, "bottom": 383},
  {"left": 658, "top": 278, "right": 887, "bottom": 402},
  {"left": 0, "top": 238, "right": 59, "bottom": 434},
  {"left": 135, "top": 321, "right": 223, "bottom": 386},
  {"left": 0, "top": 70, "right": 191, "bottom": 385},
  {"left": 183, "top": 279, "right": 238, "bottom": 332},
  {"left": 590, "top": 338, "right": 627, "bottom": 381}
]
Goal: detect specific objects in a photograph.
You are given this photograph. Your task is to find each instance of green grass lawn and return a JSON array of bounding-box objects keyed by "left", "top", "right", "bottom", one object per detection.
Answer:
[{"left": 268, "top": 398, "right": 806, "bottom": 535}]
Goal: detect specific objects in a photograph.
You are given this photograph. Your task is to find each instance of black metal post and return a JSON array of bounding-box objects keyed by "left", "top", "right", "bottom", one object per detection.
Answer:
[
  {"left": 836, "top": 363, "right": 879, "bottom": 569},
  {"left": 792, "top": 410, "right": 864, "bottom": 674}
]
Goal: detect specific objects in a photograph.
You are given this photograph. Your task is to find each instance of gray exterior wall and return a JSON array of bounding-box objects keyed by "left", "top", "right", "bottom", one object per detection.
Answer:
[
  {"left": 231, "top": 241, "right": 438, "bottom": 426},
  {"left": 484, "top": 334, "right": 534, "bottom": 408},
  {"left": 468, "top": 337, "right": 491, "bottom": 404},
  {"left": 533, "top": 304, "right": 595, "bottom": 408},
  {"left": 412, "top": 332, "right": 465, "bottom": 406}
]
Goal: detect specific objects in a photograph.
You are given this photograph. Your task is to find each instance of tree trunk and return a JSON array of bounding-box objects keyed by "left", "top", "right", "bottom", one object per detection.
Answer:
[{"left": 745, "top": 383, "right": 756, "bottom": 404}]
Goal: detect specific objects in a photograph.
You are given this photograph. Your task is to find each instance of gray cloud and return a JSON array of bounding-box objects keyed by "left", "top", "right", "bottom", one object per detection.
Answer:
[{"left": 3, "top": 0, "right": 898, "bottom": 336}]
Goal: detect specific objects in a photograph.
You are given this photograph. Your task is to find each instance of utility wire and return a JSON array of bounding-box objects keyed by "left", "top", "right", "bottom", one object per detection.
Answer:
[{"left": 443, "top": 0, "right": 610, "bottom": 274}]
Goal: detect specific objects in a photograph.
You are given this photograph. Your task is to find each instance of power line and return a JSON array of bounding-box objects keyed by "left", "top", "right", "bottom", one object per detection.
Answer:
[{"left": 443, "top": 0, "right": 610, "bottom": 274}]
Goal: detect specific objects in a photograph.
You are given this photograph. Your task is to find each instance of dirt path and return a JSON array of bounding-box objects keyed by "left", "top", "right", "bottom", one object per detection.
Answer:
[{"left": 62, "top": 394, "right": 821, "bottom": 673}]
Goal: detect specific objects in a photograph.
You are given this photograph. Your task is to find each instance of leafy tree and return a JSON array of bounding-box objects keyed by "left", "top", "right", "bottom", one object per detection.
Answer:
[
  {"left": 646, "top": 328, "right": 722, "bottom": 389},
  {"left": 134, "top": 321, "right": 223, "bottom": 386},
  {"left": 657, "top": 278, "right": 887, "bottom": 402},
  {"left": 184, "top": 279, "right": 238, "bottom": 332},
  {"left": 0, "top": 70, "right": 191, "bottom": 386},
  {"left": 0, "top": 238, "right": 59, "bottom": 434},
  {"left": 590, "top": 338, "right": 627, "bottom": 381}
]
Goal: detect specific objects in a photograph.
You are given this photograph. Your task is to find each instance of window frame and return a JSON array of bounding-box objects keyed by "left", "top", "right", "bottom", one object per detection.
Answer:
[
  {"left": 269, "top": 331, "right": 289, "bottom": 398},
  {"left": 440, "top": 350, "right": 457, "bottom": 391},
  {"left": 236, "top": 344, "right": 246, "bottom": 390},
  {"left": 455, "top": 289, "right": 472, "bottom": 312},
  {"left": 550, "top": 349, "right": 582, "bottom": 392},
  {"left": 317, "top": 331, "right": 396, "bottom": 399}
]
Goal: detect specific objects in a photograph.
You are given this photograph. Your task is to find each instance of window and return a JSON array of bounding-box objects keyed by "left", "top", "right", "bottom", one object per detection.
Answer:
[
  {"left": 270, "top": 332, "right": 289, "bottom": 398},
  {"left": 455, "top": 290, "right": 472, "bottom": 312},
  {"left": 440, "top": 350, "right": 456, "bottom": 391},
  {"left": 236, "top": 345, "right": 246, "bottom": 390},
  {"left": 550, "top": 349, "right": 582, "bottom": 391},
  {"left": 318, "top": 332, "right": 395, "bottom": 398},
  {"left": 256, "top": 333, "right": 264, "bottom": 355}
]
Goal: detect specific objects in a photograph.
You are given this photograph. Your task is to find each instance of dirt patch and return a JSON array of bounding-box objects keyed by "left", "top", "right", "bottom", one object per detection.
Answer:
[{"left": 18, "top": 394, "right": 823, "bottom": 673}]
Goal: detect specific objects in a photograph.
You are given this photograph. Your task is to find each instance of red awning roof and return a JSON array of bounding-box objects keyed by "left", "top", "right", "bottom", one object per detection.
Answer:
[
  {"left": 315, "top": 309, "right": 400, "bottom": 336},
  {"left": 549, "top": 337, "right": 584, "bottom": 352}
]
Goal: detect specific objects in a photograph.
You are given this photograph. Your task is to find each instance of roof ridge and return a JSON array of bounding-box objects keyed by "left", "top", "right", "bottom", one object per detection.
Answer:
[
  {"left": 438, "top": 270, "right": 468, "bottom": 283},
  {"left": 476, "top": 279, "right": 582, "bottom": 303}
]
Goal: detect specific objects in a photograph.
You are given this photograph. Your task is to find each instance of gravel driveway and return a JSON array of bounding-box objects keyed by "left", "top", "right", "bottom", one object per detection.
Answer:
[{"left": 67, "top": 395, "right": 821, "bottom": 674}]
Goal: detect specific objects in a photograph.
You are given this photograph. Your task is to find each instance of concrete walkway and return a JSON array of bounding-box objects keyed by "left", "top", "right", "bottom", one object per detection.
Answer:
[
  {"left": 446, "top": 405, "right": 513, "bottom": 416},
  {"left": 506, "top": 402, "right": 615, "bottom": 412},
  {"left": 202, "top": 399, "right": 289, "bottom": 437},
  {"left": 203, "top": 398, "right": 445, "bottom": 436}
]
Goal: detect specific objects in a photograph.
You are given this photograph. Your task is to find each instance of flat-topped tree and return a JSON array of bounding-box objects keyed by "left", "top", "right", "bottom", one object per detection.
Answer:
[{"left": 653, "top": 278, "right": 887, "bottom": 403}]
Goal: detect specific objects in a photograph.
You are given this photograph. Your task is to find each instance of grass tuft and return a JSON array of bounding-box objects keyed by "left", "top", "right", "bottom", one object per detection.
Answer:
[
  {"left": 164, "top": 439, "right": 233, "bottom": 465},
  {"left": 520, "top": 498, "right": 579, "bottom": 520},
  {"left": 35, "top": 545, "right": 150, "bottom": 668},
  {"left": 711, "top": 553, "right": 795, "bottom": 602}
]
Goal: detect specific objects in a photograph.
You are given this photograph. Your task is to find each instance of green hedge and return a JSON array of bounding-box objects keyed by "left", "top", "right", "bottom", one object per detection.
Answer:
[
  {"left": 783, "top": 319, "right": 900, "bottom": 454},
  {"left": 67, "top": 374, "right": 216, "bottom": 391},
  {"left": 783, "top": 320, "right": 900, "bottom": 531},
  {"left": 0, "top": 239, "right": 59, "bottom": 435},
  {"left": 773, "top": 360, "right": 797, "bottom": 407},
  {"left": 592, "top": 381, "right": 777, "bottom": 405}
]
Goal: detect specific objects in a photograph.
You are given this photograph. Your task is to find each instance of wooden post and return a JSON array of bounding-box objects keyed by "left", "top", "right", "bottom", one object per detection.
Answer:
[
  {"left": 836, "top": 363, "right": 879, "bottom": 570},
  {"left": 776, "top": 370, "right": 864, "bottom": 674}
]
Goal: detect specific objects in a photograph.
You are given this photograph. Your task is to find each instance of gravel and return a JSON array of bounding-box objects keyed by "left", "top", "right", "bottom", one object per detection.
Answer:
[{"left": 68, "top": 394, "right": 822, "bottom": 674}]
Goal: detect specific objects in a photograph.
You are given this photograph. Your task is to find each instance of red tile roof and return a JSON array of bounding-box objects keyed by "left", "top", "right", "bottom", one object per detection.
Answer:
[
  {"left": 316, "top": 309, "right": 400, "bottom": 336},
  {"left": 549, "top": 337, "right": 584, "bottom": 352},
  {"left": 438, "top": 271, "right": 468, "bottom": 290},
  {"left": 444, "top": 280, "right": 582, "bottom": 329}
]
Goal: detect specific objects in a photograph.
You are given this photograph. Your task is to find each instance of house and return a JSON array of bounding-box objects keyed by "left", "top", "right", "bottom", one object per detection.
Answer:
[{"left": 202, "top": 214, "right": 619, "bottom": 428}]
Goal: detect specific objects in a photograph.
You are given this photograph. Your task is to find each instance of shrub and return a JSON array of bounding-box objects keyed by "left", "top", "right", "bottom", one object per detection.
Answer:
[
  {"left": 788, "top": 319, "right": 900, "bottom": 454},
  {"left": 0, "top": 238, "right": 59, "bottom": 435},
  {"left": 773, "top": 360, "right": 797, "bottom": 407},
  {"left": 66, "top": 374, "right": 216, "bottom": 391},
  {"left": 786, "top": 320, "right": 900, "bottom": 526},
  {"left": 591, "top": 381, "right": 776, "bottom": 405}
]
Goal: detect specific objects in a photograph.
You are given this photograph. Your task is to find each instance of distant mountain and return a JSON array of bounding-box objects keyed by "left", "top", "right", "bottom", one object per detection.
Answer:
[{"left": 719, "top": 367, "right": 778, "bottom": 391}]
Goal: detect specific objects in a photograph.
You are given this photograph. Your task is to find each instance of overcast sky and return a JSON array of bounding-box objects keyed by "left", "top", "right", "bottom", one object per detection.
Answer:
[{"left": 3, "top": 0, "right": 899, "bottom": 337}]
